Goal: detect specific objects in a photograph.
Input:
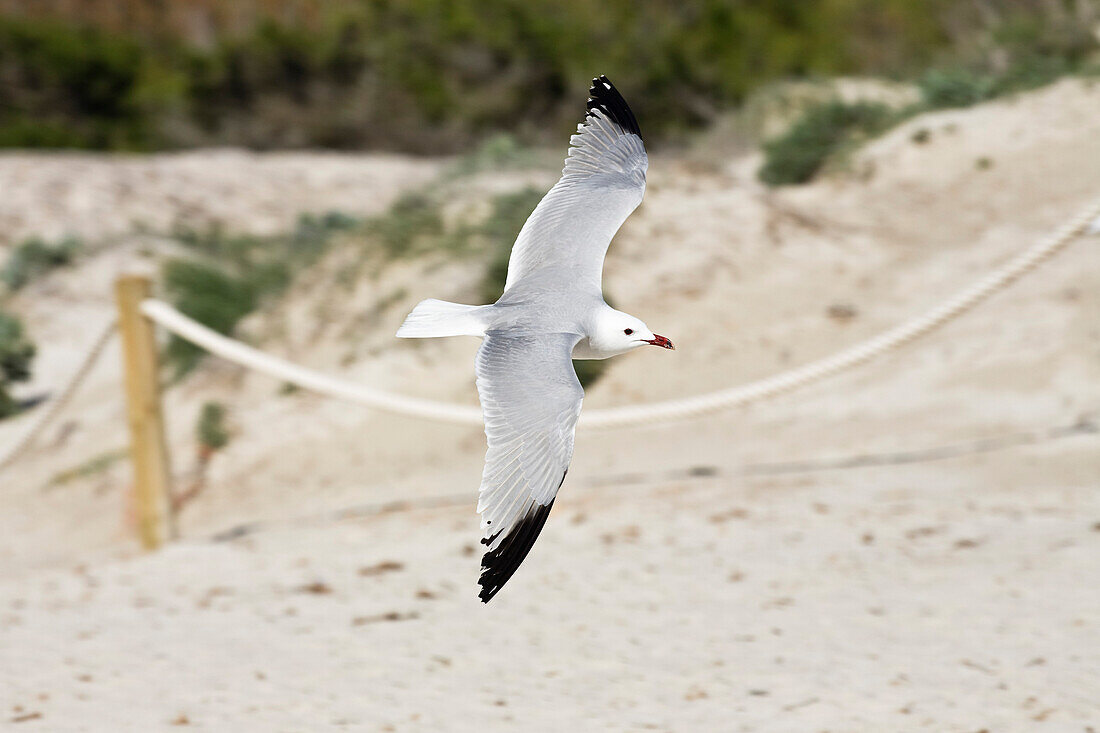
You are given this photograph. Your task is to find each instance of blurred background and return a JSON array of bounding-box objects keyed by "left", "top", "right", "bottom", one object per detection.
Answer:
[{"left": 1, "top": 1, "right": 1099, "bottom": 730}]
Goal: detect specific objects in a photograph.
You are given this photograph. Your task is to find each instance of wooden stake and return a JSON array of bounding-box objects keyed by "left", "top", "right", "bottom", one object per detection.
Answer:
[{"left": 115, "top": 275, "right": 172, "bottom": 550}]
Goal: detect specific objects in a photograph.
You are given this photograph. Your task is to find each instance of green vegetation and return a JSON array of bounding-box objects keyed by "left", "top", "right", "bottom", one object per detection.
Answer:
[
  {"left": 1, "top": 236, "right": 80, "bottom": 290},
  {"left": 197, "top": 401, "right": 230, "bottom": 452},
  {"left": 157, "top": 185, "right": 609, "bottom": 386},
  {"left": 917, "top": 7, "right": 1100, "bottom": 108},
  {"left": 1, "top": 1, "right": 1094, "bottom": 153},
  {"left": 363, "top": 186, "right": 545, "bottom": 266},
  {"left": 162, "top": 212, "right": 358, "bottom": 375},
  {"left": 0, "top": 236, "right": 68, "bottom": 415},
  {"left": 571, "top": 354, "right": 611, "bottom": 390},
  {"left": 445, "top": 134, "right": 544, "bottom": 179},
  {"left": 0, "top": 16, "right": 180, "bottom": 149},
  {"left": 478, "top": 189, "right": 546, "bottom": 303},
  {"left": 759, "top": 11, "right": 1100, "bottom": 188},
  {"left": 759, "top": 101, "right": 892, "bottom": 186},
  {"left": 916, "top": 60, "right": 1095, "bottom": 110},
  {"left": 367, "top": 193, "right": 446, "bottom": 259},
  {"left": 162, "top": 260, "right": 258, "bottom": 376},
  {"left": 0, "top": 309, "right": 35, "bottom": 418},
  {"left": 917, "top": 69, "right": 998, "bottom": 109},
  {"left": 48, "top": 449, "right": 126, "bottom": 487}
]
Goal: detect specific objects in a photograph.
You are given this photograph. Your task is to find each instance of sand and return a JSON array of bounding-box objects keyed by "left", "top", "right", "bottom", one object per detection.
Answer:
[{"left": 1, "top": 78, "right": 1099, "bottom": 731}]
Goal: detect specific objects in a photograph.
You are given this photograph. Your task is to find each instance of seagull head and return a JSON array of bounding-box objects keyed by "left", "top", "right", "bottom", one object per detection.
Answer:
[{"left": 593, "top": 309, "right": 674, "bottom": 357}]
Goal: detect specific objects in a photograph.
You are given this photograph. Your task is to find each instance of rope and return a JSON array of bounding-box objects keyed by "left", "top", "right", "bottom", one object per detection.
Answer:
[
  {"left": 140, "top": 299, "right": 483, "bottom": 425},
  {"left": 0, "top": 320, "right": 117, "bottom": 473},
  {"left": 583, "top": 196, "right": 1100, "bottom": 427},
  {"left": 140, "top": 195, "right": 1100, "bottom": 429}
]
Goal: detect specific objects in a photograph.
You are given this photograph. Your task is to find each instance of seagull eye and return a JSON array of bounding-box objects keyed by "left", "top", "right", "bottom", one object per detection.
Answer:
[{"left": 623, "top": 328, "right": 633, "bottom": 335}]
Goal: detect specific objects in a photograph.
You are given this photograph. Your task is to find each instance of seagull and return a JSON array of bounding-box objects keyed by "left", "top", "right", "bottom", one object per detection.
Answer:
[{"left": 397, "top": 76, "right": 673, "bottom": 602}]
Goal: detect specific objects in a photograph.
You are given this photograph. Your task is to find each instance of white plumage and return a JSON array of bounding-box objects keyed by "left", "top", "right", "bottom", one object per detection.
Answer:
[{"left": 397, "top": 75, "right": 673, "bottom": 602}]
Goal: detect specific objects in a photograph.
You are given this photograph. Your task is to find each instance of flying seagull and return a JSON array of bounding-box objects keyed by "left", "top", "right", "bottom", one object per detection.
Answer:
[{"left": 397, "top": 75, "right": 673, "bottom": 602}]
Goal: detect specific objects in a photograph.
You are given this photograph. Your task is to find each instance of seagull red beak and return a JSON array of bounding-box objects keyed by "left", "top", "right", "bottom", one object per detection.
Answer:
[{"left": 646, "top": 334, "right": 675, "bottom": 350}]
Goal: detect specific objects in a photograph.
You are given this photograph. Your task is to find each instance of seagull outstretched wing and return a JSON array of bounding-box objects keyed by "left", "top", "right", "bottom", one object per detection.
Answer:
[
  {"left": 503, "top": 75, "right": 648, "bottom": 295},
  {"left": 474, "top": 331, "right": 584, "bottom": 602}
]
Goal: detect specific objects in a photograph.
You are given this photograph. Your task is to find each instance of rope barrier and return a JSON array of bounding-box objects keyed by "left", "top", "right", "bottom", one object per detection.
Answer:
[
  {"left": 0, "top": 197, "right": 1093, "bottom": 479},
  {"left": 140, "top": 299, "right": 483, "bottom": 425},
  {"left": 144, "top": 196, "right": 1100, "bottom": 428},
  {"left": 0, "top": 320, "right": 117, "bottom": 473},
  {"left": 140, "top": 195, "right": 1100, "bottom": 429},
  {"left": 582, "top": 196, "right": 1100, "bottom": 427}
]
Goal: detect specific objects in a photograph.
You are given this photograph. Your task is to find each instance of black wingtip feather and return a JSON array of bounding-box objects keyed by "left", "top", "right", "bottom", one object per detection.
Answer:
[
  {"left": 478, "top": 498, "right": 557, "bottom": 603},
  {"left": 586, "top": 75, "right": 641, "bottom": 138}
]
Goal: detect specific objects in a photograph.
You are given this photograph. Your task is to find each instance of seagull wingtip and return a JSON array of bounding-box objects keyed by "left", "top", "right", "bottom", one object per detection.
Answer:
[
  {"left": 584, "top": 74, "right": 641, "bottom": 138},
  {"left": 476, "top": 497, "right": 558, "bottom": 604}
]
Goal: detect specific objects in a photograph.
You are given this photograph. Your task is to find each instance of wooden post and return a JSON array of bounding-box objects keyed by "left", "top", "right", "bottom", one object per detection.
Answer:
[{"left": 115, "top": 274, "right": 172, "bottom": 550}]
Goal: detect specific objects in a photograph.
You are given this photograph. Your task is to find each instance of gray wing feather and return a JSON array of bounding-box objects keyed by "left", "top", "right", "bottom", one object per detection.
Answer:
[
  {"left": 474, "top": 332, "right": 583, "bottom": 601},
  {"left": 503, "top": 108, "right": 647, "bottom": 294}
]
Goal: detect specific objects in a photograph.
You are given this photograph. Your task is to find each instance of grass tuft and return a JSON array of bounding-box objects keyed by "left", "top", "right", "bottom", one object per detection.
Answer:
[
  {"left": 0, "top": 309, "right": 35, "bottom": 418},
  {"left": 162, "top": 259, "right": 258, "bottom": 376},
  {"left": 1, "top": 236, "right": 81, "bottom": 291},
  {"left": 477, "top": 188, "right": 546, "bottom": 303},
  {"left": 197, "top": 401, "right": 230, "bottom": 452},
  {"left": 162, "top": 211, "right": 358, "bottom": 376},
  {"left": 445, "top": 134, "right": 542, "bottom": 179},
  {"left": 917, "top": 68, "right": 996, "bottom": 108},
  {"left": 49, "top": 449, "right": 126, "bottom": 487},
  {"left": 758, "top": 101, "right": 892, "bottom": 186},
  {"left": 367, "top": 193, "right": 445, "bottom": 259}
]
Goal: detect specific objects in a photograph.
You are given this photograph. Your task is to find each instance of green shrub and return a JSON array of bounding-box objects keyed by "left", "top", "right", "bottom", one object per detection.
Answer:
[
  {"left": 991, "top": 10, "right": 1099, "bottom": 79},
  {"left": 367, "top": 193, "right": 445, "bottom": 259},
  {"left": 446, "top": 134, "right": 541, "bottom": 179},
  {"left": 571, "top": 358, "right": 610, "bottom": 390},
  {"left": 758, "top": 101, "right": 892, "bottom": 186},
  {"left": 0, "top": 16, "right": 174, "bottom": 149},
  {"left": 477, "top": 188, "right": 545, "bottom": 303},
  {"left": 919, "top": 12, "right": 1098, "bottom": 110},
  {"left": 162, "top": 211, "right": 358, "bottom": 375},
  {"left": 0, "top": 120, "right": 92, "bottom": 148},
  {"left": 918, "top": 68, "right": 996, "bottom": 108},
  {"left": 481, "top": 242, "right": 513, "bottom": 307},
  {"left": 916, "top": 61, "right": 1072, "bottom": 110},
  {"left": 162, "top": 260, "right": 257, "bottom": 376},
  {"left": 994, "top": 56, "right": 1073, "bottom": 95},
  {"left": 0, "top": 309, "right": 35, "bottom": 418},
  {"left": 364, "top": 187, "right": 551, "bottom": 265},
  {"left": 1, "top": 236, "right": 80, "bottom": 290},
  {"left": 197, "top": 401, "right": 230, "bottom": 452},
  {"left": 2, "top": 2, "right": 1094, "bottom": 153}
]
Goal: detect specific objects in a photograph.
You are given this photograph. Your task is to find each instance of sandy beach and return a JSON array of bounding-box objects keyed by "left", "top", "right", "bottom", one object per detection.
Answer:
[{"left": 2, "top": 79, "right": 1099, "bottom": 731}]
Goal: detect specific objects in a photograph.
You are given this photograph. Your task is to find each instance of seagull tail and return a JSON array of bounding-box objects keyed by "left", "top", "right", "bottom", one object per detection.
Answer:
[{"left": 396, "top": 299, "right": 488, "bottom": 338}]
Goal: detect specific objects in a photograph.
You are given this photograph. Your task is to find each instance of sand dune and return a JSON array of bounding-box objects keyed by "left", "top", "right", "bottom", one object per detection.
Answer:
[{"left": 1, "top": 79, "right": 1099, "bottom": 731}]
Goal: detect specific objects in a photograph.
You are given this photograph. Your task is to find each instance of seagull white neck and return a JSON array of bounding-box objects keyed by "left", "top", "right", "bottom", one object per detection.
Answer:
[{"left": 573, "top": 307, "right": 642, "bottom": 360}]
